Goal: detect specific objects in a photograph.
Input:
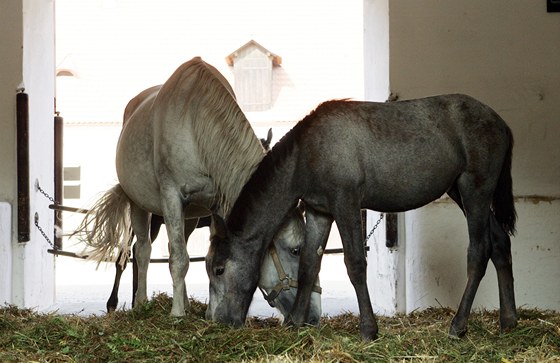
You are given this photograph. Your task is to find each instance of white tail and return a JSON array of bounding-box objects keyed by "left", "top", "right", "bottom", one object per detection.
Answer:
[{"left": 72, "top": 184, "right": 132, "bottom": 268}]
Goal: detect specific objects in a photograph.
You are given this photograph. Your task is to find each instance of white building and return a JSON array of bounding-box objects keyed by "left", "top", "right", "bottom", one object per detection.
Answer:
[{"left": 1, "top": 0, "right": 558, "bottom": 316}]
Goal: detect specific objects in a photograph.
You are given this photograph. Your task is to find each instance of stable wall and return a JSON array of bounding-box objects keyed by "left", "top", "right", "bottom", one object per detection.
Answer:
[
  {"left": 0, "top": 0, "right": 56, "bottom": 309},
  {"left": 365, "top": 0, "right": 559, "bottom": 314}
]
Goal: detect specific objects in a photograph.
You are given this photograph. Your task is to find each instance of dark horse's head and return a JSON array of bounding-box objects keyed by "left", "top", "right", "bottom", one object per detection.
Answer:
[{"left": 205, "top": 204, "right": 321, "bottom": 326}]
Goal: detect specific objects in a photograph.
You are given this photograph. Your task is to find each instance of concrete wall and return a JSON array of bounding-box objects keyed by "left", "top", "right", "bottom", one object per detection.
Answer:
[
  {"left": 365, "top": 0, "right": 559, "bottom": 314},
  {"left": 0, "top": 0, "right": 55, "bottom": 309}
]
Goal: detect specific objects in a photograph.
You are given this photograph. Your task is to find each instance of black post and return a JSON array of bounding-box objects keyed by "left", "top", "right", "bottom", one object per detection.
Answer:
[
  {"left": 54, "top": 113, "right": 64, "bottom": 249},
  {"left": 17, "top": 91, "right": 30, "bottom": 242},
  {"left": 385, "top": 213, "right": 398, "bottom": 248}
]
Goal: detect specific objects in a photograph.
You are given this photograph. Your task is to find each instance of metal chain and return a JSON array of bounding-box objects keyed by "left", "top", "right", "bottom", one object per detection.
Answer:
[
  {"left": 34, "top": 179, "right": 385, "bottom": 254},
  {"left": 34, "top": 181, "right": 58, "bottom": 250},
  {"left": 364, "top": 212, "right": 384, "bottom": 244},
  {"left": 34, "top": 213, "right": 56, "bottom": 249},
  {"left": 36, "top": 181, "right": 58, "bottom": 205}
]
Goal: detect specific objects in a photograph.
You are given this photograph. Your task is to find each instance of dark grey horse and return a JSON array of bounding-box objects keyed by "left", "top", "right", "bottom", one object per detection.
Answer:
[{"left": 206, "top": 94, "right": 517, "bottom": 340}]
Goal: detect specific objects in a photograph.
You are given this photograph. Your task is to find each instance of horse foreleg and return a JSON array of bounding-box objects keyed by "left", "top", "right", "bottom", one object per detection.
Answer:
[
  {"left": 130, "top": 204, "right": 151, "bottom": 308},
  {"left": 161, "top": 191, "right": 189, "bottom": 317},
  {"left": 180, "top": 218, "right": 198, "bottom": 310},
  {"left": 335, "top": 207, "right": 378, "bottom": 341},
  {"left": 489, "top": 214, "right": 517, "bottom": 332},
  {"left": 289, "top": 207, "right": 332, "bottom": 327}
]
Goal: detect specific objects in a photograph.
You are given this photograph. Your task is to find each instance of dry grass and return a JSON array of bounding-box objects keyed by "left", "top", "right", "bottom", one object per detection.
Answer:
[{"left": 0, "top": 293, "right": 558, "bottom": 362}]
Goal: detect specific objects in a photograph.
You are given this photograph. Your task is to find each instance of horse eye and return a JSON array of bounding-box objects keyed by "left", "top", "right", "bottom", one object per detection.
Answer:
[
  {"left": 215, "top": 267, "right": 225, "bottom": 276},
  {"left": 290, "top": 248, "right": 301, "bottom": 256}
]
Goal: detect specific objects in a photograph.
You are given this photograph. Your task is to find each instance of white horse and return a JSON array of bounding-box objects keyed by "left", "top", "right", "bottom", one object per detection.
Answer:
[{"left": 74, "top": 57, "right": 321, "bottom": 320}]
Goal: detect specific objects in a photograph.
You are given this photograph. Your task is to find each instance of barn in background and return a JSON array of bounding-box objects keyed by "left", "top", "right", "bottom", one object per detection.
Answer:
[{"left": 0, "top": 0, "right": 558, "bottom": 315}]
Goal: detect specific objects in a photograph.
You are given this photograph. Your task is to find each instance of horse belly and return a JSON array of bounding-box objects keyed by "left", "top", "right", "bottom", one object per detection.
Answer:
[
  {"left": 116, "top": 113, "right": 163, "bottom": 215},
  {"left": 361, "top": 150, "right": 462, "bottom": 213}
]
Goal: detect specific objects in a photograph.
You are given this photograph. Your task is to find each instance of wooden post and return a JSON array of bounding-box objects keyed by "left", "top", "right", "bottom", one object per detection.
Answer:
[
  {"left": 16, "top": 91, "right": 30, "bottom": 242},
  {"left": 385, "top": 213, "right": 398, "bottom": 248},
  {"left": 54, "top": 113, "right": 64, "bottom": 249}
]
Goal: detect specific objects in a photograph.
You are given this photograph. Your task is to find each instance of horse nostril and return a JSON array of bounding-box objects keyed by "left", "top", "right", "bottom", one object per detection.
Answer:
[{"left": 215, "top": 266, "right": 225, "bottom": 276}]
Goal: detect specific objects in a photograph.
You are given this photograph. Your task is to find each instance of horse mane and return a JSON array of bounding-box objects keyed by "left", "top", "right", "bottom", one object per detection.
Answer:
[
  {"left": 227, "top": 101, "right": 339, "bottom": 231},
  {"left": 156, "top": 57, "right": 265, "bottom": 215}
]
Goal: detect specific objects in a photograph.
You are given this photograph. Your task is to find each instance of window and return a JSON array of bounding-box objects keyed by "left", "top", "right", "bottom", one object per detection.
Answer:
[{"left": 63, "top": 166, "right": 81, "bottom": 199}]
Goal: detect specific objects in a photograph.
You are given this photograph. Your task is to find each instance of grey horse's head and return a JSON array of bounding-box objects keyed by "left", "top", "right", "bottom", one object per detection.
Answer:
[{"left": 205, "top": 204, "right": 321, "bottom": 325}]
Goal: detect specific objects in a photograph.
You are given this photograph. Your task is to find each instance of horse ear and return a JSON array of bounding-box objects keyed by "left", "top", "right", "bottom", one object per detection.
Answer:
[
  {"left": 266, "top": 128, "right": 273, "bottom": 145},
  {"left": 259, "top": 128, "right": 274, "bottom": 151},
  {"left": 211, "top": 214, "right": 228, "bottom": 240}
]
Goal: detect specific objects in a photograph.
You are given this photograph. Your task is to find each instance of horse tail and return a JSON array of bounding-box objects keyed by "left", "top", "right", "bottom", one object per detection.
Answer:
[
  {"left": 492, "top": 129, "right": 517, "bottom": 236},
  {"left": 72, "top": 184, "right": 133, "bottom": 267}
]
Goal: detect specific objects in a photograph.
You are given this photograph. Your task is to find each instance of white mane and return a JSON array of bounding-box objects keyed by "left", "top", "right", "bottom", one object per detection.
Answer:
[{"left": 156, "top": 57, "right": 265, "bottom": 215}]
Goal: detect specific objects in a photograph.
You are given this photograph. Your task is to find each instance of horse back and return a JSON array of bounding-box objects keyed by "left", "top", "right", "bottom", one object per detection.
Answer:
[
  {"left": 293, "top": 95, "right": 511, "bottom": 212},
  {"left": 117, "top": 57, "right": 264, "bottom": 216},
  {"left": 123, "top": 85, "right": 162, "bottom": 125},
  {"left": 116, "top": 85, "right": 163, "bottom": 214}
]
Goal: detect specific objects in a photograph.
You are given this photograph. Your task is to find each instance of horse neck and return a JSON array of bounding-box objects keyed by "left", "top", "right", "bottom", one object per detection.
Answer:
[
  {"left": 199, "top": 113, "right": 264, "bottom": 216},
  {"left": 172, "top": 59, "right": 265, "bottom": 216},
  {"left": 228, "top": 139, "right": 302, "bottom": 246}
]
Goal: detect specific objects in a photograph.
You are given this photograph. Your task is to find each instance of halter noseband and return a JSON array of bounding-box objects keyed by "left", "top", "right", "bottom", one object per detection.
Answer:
[{"left": 259, "top": 244, "right": 322, "bottom": 308}]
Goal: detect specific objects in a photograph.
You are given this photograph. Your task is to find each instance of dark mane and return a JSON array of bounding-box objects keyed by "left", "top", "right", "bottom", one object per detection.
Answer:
[
  {"left": 226, "top": 100, "right": 350, "bottom": 232},
  {"left": 226, "top": 129, "right": 297, "bottom": 233}
]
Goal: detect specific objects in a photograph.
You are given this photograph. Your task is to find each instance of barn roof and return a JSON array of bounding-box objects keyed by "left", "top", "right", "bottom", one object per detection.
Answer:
[{"left": 225, "top": 40, "right": 282, "bottom": 66}]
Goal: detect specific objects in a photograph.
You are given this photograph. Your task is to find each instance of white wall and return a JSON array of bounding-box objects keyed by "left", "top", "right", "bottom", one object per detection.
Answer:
[
  {"left": 0, "top": 0, "right": 55, "bottom": 309},
  {"left": 364, "top": 0, "right": 560, "bottom": 313}
]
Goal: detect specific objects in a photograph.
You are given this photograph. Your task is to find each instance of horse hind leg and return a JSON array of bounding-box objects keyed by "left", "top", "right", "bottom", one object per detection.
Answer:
[
  {"left": 131, "top": 214, "right": 164, "bottom": 307},
  {"left": 448, "top": 176, "right": 493, "bottom": 338},
  {"left": 489, "top": 214, "right": 517, "bottom": 332},
  {"left": 130, "top": 204, "right": 151, "bottom": 308},
  {"left": 107, "top": 249, "right": 128, "bottom": 312}
]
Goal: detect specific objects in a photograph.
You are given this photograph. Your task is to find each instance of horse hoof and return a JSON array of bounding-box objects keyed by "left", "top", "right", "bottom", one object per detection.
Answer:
[
  {"left": 360, "top": 329, "right": 378, "bottom": 341},
  {"left": 106, "top": 299, "right": 118, "bottom": 313},
  {"left": 306, "top": 317, "right": 321, "bottom": 327},
  {"left": 448, "top": 324, "right": 467, "bottom": 338},
  {"left": 500, "top": 315, "right": 517, "bottom": 333},
  {"left": 170, "top": 311, "right": 187, "bottom": 318},
  {"left": 284, "top": 314, "right": 305, "bottom": 328},
  {"left": 360, "top": 324, "right": 379, "bottom": 341}
]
